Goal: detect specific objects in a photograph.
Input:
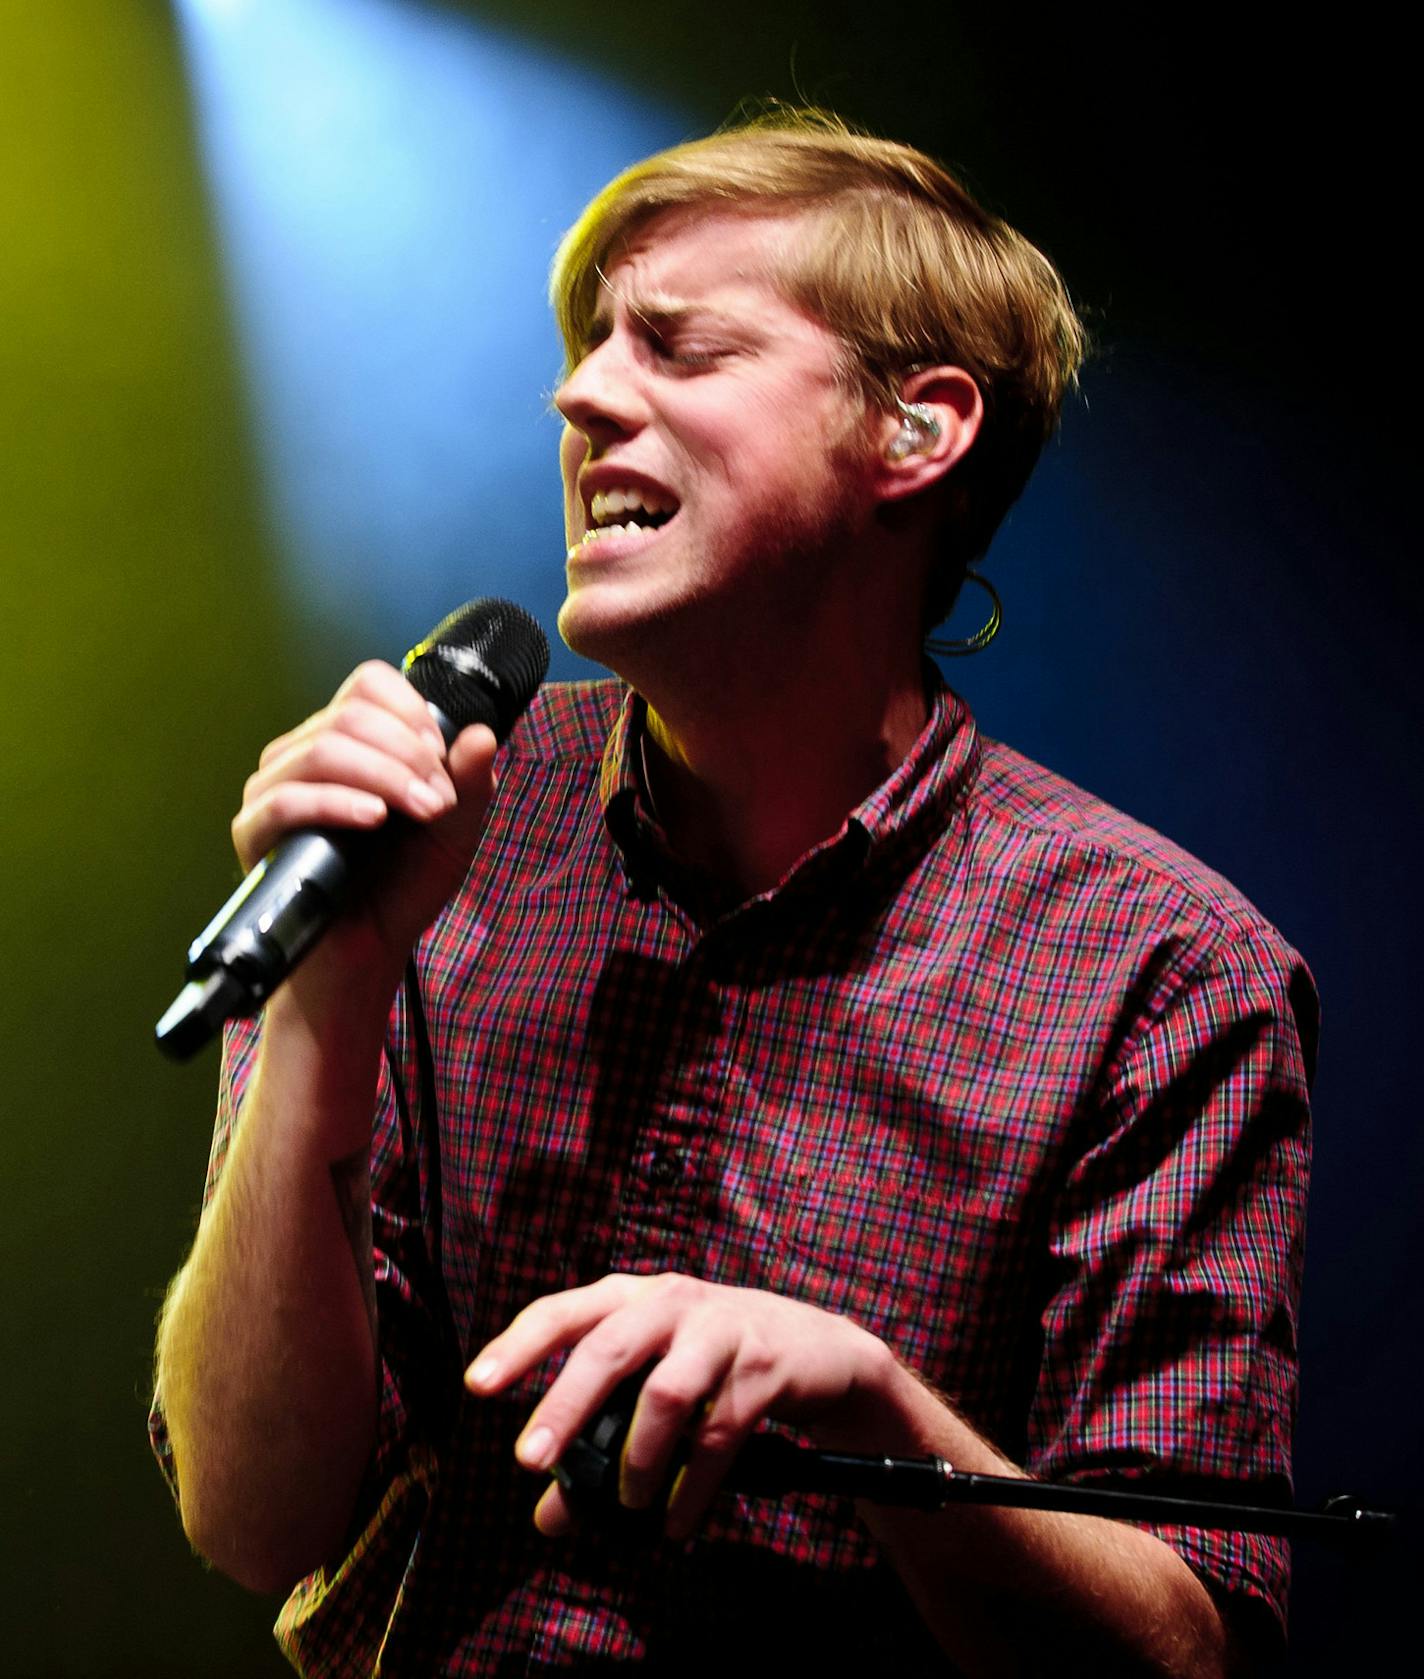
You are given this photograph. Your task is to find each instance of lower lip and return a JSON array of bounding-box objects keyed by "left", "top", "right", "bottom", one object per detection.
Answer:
[{"left": 567, "top": 519, "right": 675, "bottom": 564}]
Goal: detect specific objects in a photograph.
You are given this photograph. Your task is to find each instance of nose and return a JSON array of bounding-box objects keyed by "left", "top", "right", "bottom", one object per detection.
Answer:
[{"left": 554, "top": 336, "right": 648, "bottom": 446}]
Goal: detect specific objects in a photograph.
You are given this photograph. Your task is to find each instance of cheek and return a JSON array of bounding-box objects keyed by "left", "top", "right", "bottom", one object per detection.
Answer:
[{"left": 729, "top": 385, "right": 868, "bottom": 488}]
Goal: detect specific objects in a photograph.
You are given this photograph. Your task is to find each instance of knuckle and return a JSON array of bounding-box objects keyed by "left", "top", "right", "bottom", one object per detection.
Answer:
[
  {"left": 640, "top": 1370, "right": 700, "bottom": 1418},
  {"left": 255, "top": 733, "right": 289, "bottom": 769},
  {"left": 328, "top": 694, "right": 373, "bottom": 735},
  {"left": 693, "top": 1416, "right": 742, "bottom": 1458},
  {"left": 302, "top": 733, "right": 342, "bottom": 778},
  {"left": 350, "top": 658, "right": 392, "bottom": 690},
  {"left": 342, "top": 692, "right": 401, "bottom": 738},
  {"left": 735, "top": 1336, "right": 777, "bottom": 1384},
  {"left": 264, "top": 784, "right": 308, "bottom": 831},
  {"left": 584, "top": 1325, "right": 642, "bottom": 1373},
  {"left": 336, "top": 662, "right": 388, "bottom": 709},
  {"left": 649, "top": 1272, "right": 698, "bottom": 1306},
  {"left": 601, "top": 1272, "right": 652, "bottom": 1309}
]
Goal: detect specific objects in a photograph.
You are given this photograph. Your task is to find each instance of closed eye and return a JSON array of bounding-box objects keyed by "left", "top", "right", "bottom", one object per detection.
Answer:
[{"left": 653, "top": 339, "right": 723, "bottom": 369}]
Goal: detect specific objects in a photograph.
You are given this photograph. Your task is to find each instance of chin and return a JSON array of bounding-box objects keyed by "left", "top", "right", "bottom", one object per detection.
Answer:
[
  {"left": 556, "top": 588, "right": 648, "bottom": 670},
  {"left": 557, "top": 581, "right": 707, "bottom": 681}
]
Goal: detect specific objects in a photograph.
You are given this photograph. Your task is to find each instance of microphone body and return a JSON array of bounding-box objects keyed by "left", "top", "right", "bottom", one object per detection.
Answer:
[{"left": 156, "top": 598, "right": 548, "bottom": 1060}]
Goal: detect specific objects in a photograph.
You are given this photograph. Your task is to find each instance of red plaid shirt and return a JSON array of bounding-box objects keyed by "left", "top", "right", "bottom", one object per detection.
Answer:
[{"left": 152, "top": 676, "right": 1314, "bottom": 1675}]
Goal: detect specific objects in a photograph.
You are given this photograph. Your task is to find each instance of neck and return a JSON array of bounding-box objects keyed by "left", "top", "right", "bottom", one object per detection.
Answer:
[{"left": 639, "top": 630, "right": 929, "bottom": 898}]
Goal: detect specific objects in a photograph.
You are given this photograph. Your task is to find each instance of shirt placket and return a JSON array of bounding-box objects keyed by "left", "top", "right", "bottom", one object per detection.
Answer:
[
  {"left": 527, "top": 924, "right": 741, "bottom": 1666},
  {"left": 609, "top": 935, "right": 734, "bottom": 1274}
]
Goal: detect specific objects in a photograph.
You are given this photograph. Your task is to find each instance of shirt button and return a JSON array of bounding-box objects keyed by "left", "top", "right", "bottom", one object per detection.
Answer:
[{"left": 649, "top": 1148, "right": 683, "bottom": 1186}]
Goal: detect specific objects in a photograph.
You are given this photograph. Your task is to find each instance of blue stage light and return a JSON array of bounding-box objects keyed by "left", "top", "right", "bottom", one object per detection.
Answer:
[{"left": 173, "top": 0, "right": 688, "bottom": 670}]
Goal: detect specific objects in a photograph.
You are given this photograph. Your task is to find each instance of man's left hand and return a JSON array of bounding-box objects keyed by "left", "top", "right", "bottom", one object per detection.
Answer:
[{"left": 465, "top": 1271, "right": 895, "bottom": 1539}]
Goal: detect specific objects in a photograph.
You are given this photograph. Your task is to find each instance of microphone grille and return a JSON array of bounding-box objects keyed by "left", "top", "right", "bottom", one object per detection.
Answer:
[{"left": 402, "top": 598, "right": 550, "bottom": 741}]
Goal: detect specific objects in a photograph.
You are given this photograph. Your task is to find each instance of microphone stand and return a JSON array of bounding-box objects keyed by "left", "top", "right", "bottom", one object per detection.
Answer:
[
  {"left": 555, "top": 1386, "right": 1397, "bottom": 1544},
  {"left": 723, "top": 1435, "right": 1395, "bottom": 1541}
]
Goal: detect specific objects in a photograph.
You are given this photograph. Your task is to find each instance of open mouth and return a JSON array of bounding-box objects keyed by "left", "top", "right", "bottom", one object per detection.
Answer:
[{"left": 579, "top": 485, "right": 679, "bottom": 546}]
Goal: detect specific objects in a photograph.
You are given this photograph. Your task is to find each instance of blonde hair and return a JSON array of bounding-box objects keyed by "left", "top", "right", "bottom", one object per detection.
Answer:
[{"left": 551, "top": 107, "right": 1085, "bottom": 627}]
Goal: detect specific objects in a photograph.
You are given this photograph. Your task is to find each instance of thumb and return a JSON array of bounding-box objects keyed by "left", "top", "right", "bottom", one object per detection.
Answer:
[
  {"left": 429, "top": 722, "right": 500, "bottom": 858},
  {"left": 360, "top": 722, "right": 500, "bottom": 962}
]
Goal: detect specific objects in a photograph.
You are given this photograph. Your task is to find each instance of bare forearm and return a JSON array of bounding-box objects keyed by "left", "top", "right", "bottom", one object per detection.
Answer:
[
  {"left": 155, "top": 980, "right": 391, "bottom": 1593},
  {"left": 830, "top": 1354, "right": 1229, "bottom": 1678},
  {"left": 155, "top": 679, "right": 498, "bottom": 1590}
]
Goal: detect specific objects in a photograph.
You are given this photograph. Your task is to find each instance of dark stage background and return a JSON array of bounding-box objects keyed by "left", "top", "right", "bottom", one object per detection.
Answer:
[{"left": 1, "top": 3, "right": 1414, "bottom": 1672}]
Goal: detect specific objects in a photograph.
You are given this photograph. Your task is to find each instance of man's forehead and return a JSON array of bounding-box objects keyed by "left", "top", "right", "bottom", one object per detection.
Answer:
[{"left": 592, "top": 208, "right": 800, "bottom": 322}]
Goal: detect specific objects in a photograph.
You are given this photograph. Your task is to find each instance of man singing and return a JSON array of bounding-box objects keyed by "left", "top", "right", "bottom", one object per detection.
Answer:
[{"left": 152, "top": 110, "right": 1313, "bottom": 1675}]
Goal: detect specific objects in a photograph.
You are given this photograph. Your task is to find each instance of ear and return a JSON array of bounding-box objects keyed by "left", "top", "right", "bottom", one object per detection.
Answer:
[{"left": 872, "top": 366, "right": 983, "bottom": 505}]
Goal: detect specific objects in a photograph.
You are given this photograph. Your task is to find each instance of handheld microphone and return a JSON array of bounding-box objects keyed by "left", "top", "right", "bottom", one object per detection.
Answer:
[{"left": 155, "top": 598, "right": 549, "bottom": 1061}]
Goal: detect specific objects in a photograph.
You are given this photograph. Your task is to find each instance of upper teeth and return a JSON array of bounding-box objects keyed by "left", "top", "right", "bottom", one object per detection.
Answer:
[{"left": 589, "top": 486, "right": 676, "bottom": 527}]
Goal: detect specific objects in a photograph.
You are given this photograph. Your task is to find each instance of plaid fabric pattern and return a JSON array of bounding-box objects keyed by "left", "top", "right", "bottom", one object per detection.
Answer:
[{"left": 151, "top": 675, "right": 1314, "bottom": 1676}]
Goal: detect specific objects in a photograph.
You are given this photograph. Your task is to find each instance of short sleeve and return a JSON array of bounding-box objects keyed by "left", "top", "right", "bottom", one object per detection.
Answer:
[{"left": 1026, "top": 925, "right": 1315, "bottom": 1642}]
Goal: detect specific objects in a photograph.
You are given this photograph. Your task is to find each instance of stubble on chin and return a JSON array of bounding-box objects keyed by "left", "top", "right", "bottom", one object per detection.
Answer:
[{"left": 556, "top": 577, "right": 696, "bottom": 681}]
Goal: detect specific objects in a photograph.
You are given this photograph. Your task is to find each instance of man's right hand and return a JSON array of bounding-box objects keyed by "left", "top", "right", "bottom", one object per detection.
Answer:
[
  {"left": 156, "top": 660, "right": 503, "bottom": 1591},
  {"left": 232, "top": 659, "right": 500, "bottom": 1002}
]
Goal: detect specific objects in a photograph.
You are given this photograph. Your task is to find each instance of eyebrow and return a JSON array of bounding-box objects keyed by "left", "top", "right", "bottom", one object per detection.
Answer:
[{"left": 588, "top": 273, "right": 751, "bottom": 338}]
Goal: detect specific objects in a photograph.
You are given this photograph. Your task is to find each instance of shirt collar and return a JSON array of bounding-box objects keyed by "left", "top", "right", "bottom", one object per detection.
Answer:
[{"left": 600, "top": 670, "right": 980, "bottom": 897}]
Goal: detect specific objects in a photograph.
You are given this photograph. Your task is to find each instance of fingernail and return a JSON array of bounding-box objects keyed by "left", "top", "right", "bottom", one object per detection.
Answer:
[
  {"left": 467, "top": 1356, "right": 499, "bottom": 1389},
  {"left": 408, "top": 777, "right": 448, "bottom": 816},
  {"left": 517, "top": 1426, "right": 555, "bottom": 1470},
  {"left": 351, "top": 793, "right": 385, "bottom": 822},
  {"left": 407, "top": 777, "right": 439, "bottom": 814},
  {"left": 619, "top": 1471, "right": 652, "bottom": 1510}
]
